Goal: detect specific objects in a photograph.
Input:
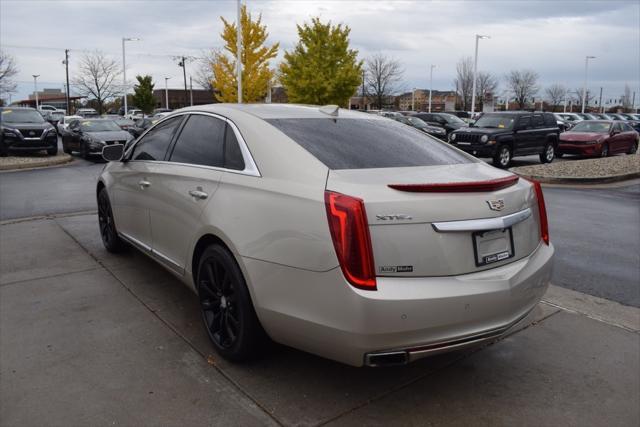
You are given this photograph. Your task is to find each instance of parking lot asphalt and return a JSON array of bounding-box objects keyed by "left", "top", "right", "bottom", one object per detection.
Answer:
[{"left": 1, "top": 214, "right": 638, "bottom": 426}]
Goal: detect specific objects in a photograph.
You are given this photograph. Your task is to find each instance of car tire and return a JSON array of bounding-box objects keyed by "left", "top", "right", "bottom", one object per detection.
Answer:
[
  {"left": 493, "top": 145, "right": 512, "bottom": 169},
  {"left": 63, "top": 143, "right": 72, "bottom": 154},
  {"left": 196, "top": 244, "right": 268, "bottom": 362},
  {"left": 539, "top": 142, "right": 555, "bottom": 164},
  {"left": 97, "top": 189, "right": 125, "bottom": 253},
  {"left": 0, "top": 145, "right": 8, "bottom": 157},
  {"left": 47, "top": 146, "right": 58, "bottom": 156},
  {"left": 600, "top": 143, "right": 609, "bottom": 158},
  {"left": 627, "top": 141, "right": 638, "bottom": 155}
]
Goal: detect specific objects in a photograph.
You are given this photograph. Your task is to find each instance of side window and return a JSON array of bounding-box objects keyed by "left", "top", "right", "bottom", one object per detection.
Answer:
[
  {"left": 517, "top": 116, "right": 531, "bottom": 130},
  {"left": 224, "top": 124, "right": 245, "bottom": 171},
  {"left": 169, "top": 114, "right": 225, "bottom": 167},
  {"left": 622, "top": 123, "right": 633, "bottom": 132},
  {"left": 613, "top": 123, "right": 623, "bottom": 132},
  {"left": 543, "top": 114, "right": 556, "bottom": 127},
  {"left": 132, "top": 116, "right": 182, "bottom": 161},
  {"left": 532, "top": 114, "right": 544, "bottom": 128}
]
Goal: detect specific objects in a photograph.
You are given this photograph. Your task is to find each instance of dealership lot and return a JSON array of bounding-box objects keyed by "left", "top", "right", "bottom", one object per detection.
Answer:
[{"left": 1, "top": 212, "right": 638, "bottom": 425}]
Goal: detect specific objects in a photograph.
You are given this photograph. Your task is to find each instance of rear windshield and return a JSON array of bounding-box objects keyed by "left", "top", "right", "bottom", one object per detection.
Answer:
[{"left": 266, "top": 118, "right": 472, "bottom": 170}]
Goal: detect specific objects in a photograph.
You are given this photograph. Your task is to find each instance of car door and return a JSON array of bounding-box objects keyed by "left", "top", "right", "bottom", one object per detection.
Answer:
[
  {"left": 609, "top": 122, "right": 625, "bottom": 153},
  {"left": 531, "top": 114, "right": 547, "bottom": 154},
  {"left": 621, "top": 123, "right": 637, "bottom": 152},
  {"left": 108, "top": 116, "right": 184, "bottom": 251},
  {"left": 513, "top": 115, "right": 532, "bottom": 155},
  {"left": 145, "top": 113, "right": 230, "bottom": 272}
]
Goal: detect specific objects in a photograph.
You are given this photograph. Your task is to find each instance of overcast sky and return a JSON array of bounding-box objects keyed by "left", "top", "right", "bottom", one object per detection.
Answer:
[{"left": 2, "top": 0, "right": 639, "bottom": 104}]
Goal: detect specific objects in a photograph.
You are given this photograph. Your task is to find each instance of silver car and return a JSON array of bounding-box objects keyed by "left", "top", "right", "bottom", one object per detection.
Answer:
[{"left": 97, "top": 104, "right": 554, "bottom": 367}]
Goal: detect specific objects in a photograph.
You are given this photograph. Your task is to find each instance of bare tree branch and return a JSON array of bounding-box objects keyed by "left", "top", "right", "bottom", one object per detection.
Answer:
[
  {"left": 193, "top": 49, "right": 217, "bottom": 91},
  {"left": 0, "top": 50, "right": 18, "bottom": 96},
  {"left": 476, "top": 71, "right": 498, "bottom": 110},
  {"left": 453, "top": 57, "right": 473, "bottom": 111},
  {"left": 71, "top": 50, "right": 121, "bottom": 114},
  {"left": 545, "top": 84, "right": 566, "bottom": 112},
  {"left": 365, "top": 54, "right": 404, "bottom": 109},
  {"left": 505, "top": 69, "right": 539, "bottom": 109}
]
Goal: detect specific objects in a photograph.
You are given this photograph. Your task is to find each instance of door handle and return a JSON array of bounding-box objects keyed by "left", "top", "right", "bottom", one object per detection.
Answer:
[
  {"left": 138, "top": 180, "right": 151, "bottom": 189},
  {"left": 188, "top": 190, "right": 208, "bottom": 200}
]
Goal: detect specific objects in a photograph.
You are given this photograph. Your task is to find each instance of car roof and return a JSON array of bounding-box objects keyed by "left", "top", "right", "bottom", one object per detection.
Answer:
[{"left": 176, "top": 103, "right": 386, "bottom": 120}]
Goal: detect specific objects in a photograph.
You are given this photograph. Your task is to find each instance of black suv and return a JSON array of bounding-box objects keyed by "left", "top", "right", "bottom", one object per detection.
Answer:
[
  {"left": 448, "top": 112, "right": 559, "bottom": 168},
  {"left": 0, "top": 107, "right": 58, "bottom": 156}
]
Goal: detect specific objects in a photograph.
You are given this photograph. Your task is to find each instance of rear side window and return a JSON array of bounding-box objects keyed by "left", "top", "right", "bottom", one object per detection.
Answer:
[
  {"left": 224, "top": 124, "right": 245, "bottom": 170},
  {"left": 517, "top": 116, "right": 532, "bottom": 130},
  {"left": 169, "top": 115, "right": 225, "bottom": 167},
  {"left": 132, "top": 116, "right": 183, "bottom": 161},
  {"left": 543, "top": 114, "right": 556, "bottom": 127},
  {"left": 266, "top": 118, "right": 472, "bottom": 170},
  {"left": 532, "top": 115, "right": 544, "bottom": 127}
]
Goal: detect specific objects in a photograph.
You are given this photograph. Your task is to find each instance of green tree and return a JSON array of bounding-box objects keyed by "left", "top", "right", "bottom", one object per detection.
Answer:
[
  {"left": 132, "top": 75, "right": 155, "bottom": 114},
  {"left": 213, "top": 5, "right": 279, "bottom": 103},
  {"left": 279, "top": 18, "right": 362, "bottom": 107}
]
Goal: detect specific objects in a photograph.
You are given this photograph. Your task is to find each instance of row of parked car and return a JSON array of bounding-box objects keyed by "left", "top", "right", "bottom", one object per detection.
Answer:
[
  {"left": 0, "top": 105, "right": 173, "bottom": 157},
  {"left": 372, "top": 109, "right": 639, "bottom": 168}
]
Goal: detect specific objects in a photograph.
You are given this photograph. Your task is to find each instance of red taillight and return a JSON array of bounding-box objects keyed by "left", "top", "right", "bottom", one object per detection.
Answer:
[
  {"left": 530, "top": 180, "right": 549, "bottom": 245},
  {"left": 388, "top": 175, "right": 519, "bottom": 193},
  {"left": 324, "top": 191, "right": 377, "bottom": 290}
]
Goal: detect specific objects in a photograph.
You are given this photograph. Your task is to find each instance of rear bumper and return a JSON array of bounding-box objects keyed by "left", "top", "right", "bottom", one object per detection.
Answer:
[
  {"left": 558, "top": 142, "right": 602, "bottom": 156},
  {"left": 243, "top": 242, "right": 554, "bottom": 367}
]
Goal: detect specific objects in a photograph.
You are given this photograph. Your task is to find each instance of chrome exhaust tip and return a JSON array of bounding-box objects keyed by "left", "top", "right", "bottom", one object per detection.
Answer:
[{"left": 364, "top": 351, "right": 409, "bottom": 367}]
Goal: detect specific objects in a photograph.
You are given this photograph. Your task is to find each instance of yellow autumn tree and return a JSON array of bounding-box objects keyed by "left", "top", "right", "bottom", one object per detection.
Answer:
[{"left": 212, "top": 5, "right": 279, "bottom": 103}]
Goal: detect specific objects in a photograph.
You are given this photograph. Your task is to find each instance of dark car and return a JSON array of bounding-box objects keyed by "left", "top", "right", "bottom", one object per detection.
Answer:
[
  {"left": 62, "top": 118, "right": 132, "bottom": 159},
  {"left": 558, "top": 120, "right": 638, "bottom": 157},
  {"left": 409, "top": 112, "right": 466, "bottom": 135},
  {"left": 392, "top": 115, "right": 448, "bottom": 140},
  {"left": 113, "top": 117, "right": 135, "bottom": 131},
  {"left": 128, "top": 117, "right": 161, "bottom": 138},
  {"left": 448, "top": 112, "right": 560, "bottom": 168},
  {"left": 0, "top": 107, "right": 58, "bottom": 156}
]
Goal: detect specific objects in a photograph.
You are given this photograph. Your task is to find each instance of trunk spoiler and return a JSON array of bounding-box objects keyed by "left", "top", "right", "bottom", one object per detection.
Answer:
[{"left": 388, "top": 175, "right": 519, "bottom": 193}]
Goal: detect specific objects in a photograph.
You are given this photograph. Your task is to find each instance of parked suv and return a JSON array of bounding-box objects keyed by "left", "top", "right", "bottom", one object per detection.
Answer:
[
  {"left": 409, "top": 112, "right": 466, "bottom": 136},
  {"left": 0, "top": 107, "right": 58, "bottom": 156},
  {"left": 448, "top": 112, "right": 560, "bottom": 168}
]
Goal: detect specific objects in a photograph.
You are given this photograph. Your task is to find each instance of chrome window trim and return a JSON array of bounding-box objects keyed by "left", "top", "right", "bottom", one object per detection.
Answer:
[
  {"left": 125, "top": 111, "right": 261, "bottom": 177},
  {"left": 432, "top": 208, "right": 532, "bottom": 232}
]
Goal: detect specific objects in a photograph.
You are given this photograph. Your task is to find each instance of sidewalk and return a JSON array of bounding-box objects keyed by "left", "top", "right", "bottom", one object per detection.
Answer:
[{"left": 1, "top": 214, "right": 638, "bottom": 426}]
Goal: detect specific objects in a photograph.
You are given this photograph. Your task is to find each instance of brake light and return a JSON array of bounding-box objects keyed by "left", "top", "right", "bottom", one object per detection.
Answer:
[
  {"left": 388, "top": 175, "right": 519, "bottom": 192},
  {"left": 324, "top": 191, "right": 377, "bottom": 290},
  {"left": 530, "top": 180, "right": 549, "bottom": 245}
]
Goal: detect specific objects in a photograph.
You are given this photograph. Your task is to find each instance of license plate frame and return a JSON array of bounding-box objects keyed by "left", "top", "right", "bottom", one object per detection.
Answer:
[{"left": 472, "top": 227, "right": 515, "bottom": 267}]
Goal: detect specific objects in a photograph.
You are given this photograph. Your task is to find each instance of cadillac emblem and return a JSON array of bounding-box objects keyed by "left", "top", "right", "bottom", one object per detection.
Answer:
[{"left": 486, "top": 199, "right": 505, "bottom": 211}]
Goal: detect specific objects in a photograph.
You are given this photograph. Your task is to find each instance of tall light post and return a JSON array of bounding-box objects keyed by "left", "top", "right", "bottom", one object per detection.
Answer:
[
  {"left": 581, "top": 55, "right": 596, "bottom": 113},
  {"left": 428, "top": 64, "right": 436, "bottom": 113},
  {"left": 471, "top": 34, "right": 490, "bottom": 115},
  {"left": 32, "top": 75, "right": 40, "bottom": 109},
  {"left": 236, "top": 0, "right": 243, "bottom": 103},
  {"left": 411, "top": 87, "right": 416, "bottom": 111},
  {"left": 122, "top": 37, "right": 140, "bottom": 115},
  {"left": 164, "top": 77, "right": 171, "bottom": 109}
]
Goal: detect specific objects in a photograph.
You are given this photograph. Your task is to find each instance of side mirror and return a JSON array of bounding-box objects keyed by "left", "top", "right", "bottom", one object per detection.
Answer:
[
  {"left": 102, "top": 144, "right": 124, "bottom": 162},
  {"left": 611, "top": 129, "right": 620, "bottom": 135}
]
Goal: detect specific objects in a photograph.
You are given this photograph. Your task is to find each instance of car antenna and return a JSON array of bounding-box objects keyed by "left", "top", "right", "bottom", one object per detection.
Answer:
[{"left": 319, "top": 105, "right": 339, "bottom": 117}]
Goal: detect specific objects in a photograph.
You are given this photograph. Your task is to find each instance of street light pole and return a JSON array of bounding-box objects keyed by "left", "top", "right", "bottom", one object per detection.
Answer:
[
  {"left": 122, "top": 37, "right": 140, "bottom": 116},
  {"left": 428, "top": 64, "right": 435, "bottom": 113},
  {"left": 189, "top": 76, "right": 193, "bottom": 106},
  {"left": 32, "top": 75, "right": 40, "bottom": 110},
  {"left": 471, "top": 34, "right": 490, "bottom": 115},
  {"left": 236, "top": 0, "right": 243, "bottom": 104},
  {"left": 581, "top": 55, "right": 595, "bottom": 114},
  {"left": 164, "top": 77, "right": 171, "bottom": 109},
  {"left": 63, "top": 49, "right": 70, "bottom": 113}
]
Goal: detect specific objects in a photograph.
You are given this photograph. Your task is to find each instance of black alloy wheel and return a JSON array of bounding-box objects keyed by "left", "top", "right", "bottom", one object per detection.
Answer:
[
  {"left": 540, "top": 143, "right": 555, "bottom": 164},
  {"left": 97, "top": 189, "right": 124, "bottom": 252},
  {"left": 197, "top": 244, "right": 267, "bottom": 361},
  {"left": 600, "top": 143, "right": 609, "bottom": 158}
]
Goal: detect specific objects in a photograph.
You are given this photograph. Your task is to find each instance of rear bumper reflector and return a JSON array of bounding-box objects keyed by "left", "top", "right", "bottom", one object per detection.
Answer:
[{"left": 388, "top": 175, "right": 519, "bottom": 193}]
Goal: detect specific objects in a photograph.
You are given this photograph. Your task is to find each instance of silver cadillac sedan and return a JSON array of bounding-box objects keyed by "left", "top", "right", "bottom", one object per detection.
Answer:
[{"left": 97, "top": 104, "right": 553, "bottom": 367}]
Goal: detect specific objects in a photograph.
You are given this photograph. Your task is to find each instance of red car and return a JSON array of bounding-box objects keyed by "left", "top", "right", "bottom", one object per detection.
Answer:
[{"left": 558, "top": 120, "right": 639, "bottom": 157}]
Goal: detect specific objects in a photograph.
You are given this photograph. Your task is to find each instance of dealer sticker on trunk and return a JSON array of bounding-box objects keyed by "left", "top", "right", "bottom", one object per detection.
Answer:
[
  {"left": 484, "top": 251, "right": 511, "bottom": 265},
  {"left": 379, "top": 265, "right": 414, "bottom": 273}
]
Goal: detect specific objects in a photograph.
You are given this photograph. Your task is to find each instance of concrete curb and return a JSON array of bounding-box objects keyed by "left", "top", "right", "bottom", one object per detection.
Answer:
[
  {"left": 511, "top": 170, "right": 640, "bottom": 184},
  {"left": 543, "top": 284, "right": 640, "bottom": 333},
  {"left": 0, "top": 154, "right": 73, "bottom": 172}
]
